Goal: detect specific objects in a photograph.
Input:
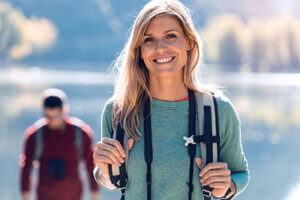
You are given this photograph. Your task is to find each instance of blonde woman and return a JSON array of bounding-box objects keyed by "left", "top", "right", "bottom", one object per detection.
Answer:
[{"left": 93, "top": 0, "right": 249, "bottom": 199}]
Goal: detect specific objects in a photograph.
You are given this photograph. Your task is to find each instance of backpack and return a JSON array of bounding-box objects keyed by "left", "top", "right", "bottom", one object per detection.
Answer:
[
  {"left": 32, "top": 117, "right": 84, "bottom": 162},
  {"left": 109, "top": 90, "right": 220, "bottom": 200}
]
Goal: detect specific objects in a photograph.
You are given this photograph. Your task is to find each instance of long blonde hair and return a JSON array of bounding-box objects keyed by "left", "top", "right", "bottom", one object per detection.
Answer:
[{"left": 111, "top": 0, "right": 212, "bottom": 141}]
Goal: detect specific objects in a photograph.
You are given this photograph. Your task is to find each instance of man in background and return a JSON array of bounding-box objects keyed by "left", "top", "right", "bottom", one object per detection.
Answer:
[{"left": 20, "top": 88, "right": 100, "bottom": 200}]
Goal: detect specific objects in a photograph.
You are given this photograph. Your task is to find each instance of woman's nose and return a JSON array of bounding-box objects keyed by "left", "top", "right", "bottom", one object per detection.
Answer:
[{"left": 155, "top": 39, "right": 167, "bottom": 52}]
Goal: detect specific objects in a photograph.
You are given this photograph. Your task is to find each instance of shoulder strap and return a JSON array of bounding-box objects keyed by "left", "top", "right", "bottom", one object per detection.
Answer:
[
  {"left": 33, "top": 118, "right": 85, "bottom": 161},
  {"left": 144, "top": 96, "right": 153, "bottom": 200},
  {"left": 108, "top": 123, "right": 129, "bottom": 200},
  {"left": 201, "top": 92, "right": 220, "bottom": 164},
  {"left": 195, "top": 91, "right": 220, "bottom": 199},
  {"left": 33, "top": 118, "right": 47, "bottom": 161},
  {"left": 33, "top": 127, "right": 44, "bottom": 161},
  {"left": 69, "top": 117, "right": 85, "bottom": 160},
  {"left": 74, "top": 126, "right": 83, "bottom": 160},
  {"left": 187, "top": 90, "right": 197, "bottom": 200}
]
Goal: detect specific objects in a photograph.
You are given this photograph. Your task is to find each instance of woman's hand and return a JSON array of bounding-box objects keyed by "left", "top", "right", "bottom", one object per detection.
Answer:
[
  {"left": 93, "top": 137, "right": 134, "bottom": 176},
  {"left": 196, "top": 158, "right": 236, "bottom": 198}
]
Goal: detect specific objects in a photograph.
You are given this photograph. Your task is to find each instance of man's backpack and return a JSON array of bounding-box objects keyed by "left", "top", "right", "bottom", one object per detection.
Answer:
[{"left": 32, "top": 117, "right": 84, "bottom": 162}]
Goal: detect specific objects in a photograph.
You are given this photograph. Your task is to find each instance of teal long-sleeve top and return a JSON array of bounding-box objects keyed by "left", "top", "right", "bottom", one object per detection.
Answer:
[{"left": 95, "top": 93, "right": 249, "bottom": 200}]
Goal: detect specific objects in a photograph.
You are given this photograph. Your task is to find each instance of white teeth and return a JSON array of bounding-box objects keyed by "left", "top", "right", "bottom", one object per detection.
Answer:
[{"left": 156, "top": 57, "right": 173, "bottom": 64}]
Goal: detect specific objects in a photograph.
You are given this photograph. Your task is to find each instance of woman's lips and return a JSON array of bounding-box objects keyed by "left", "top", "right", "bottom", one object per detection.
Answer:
[{"left": 153, "top": 56, "right": 175, "bottom": 64}]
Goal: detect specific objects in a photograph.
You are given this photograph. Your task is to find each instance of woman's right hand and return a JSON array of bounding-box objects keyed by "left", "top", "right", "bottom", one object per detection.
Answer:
[{"left": 93, "top": 137, "right": 134, "bottom": 176}]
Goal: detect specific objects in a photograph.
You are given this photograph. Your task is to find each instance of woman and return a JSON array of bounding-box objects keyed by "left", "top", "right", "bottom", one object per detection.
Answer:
[{"left": 93, "top": 0, "right": 249, "bottom": 199}]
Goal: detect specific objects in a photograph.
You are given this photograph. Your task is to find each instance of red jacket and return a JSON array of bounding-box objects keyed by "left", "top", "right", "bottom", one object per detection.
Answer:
[{"left": 20, "top": 117, "right": 99, "bottom": 200}]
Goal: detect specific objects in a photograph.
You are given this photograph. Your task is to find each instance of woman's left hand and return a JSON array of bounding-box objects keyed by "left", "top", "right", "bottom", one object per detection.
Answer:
[{"left": 196, "top": 158, "right": 235, "bottom": 198}]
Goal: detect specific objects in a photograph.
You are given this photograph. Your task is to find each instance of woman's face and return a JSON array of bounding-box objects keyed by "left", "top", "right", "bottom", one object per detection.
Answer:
[{"left": 140, "top": 15, "right": 191, "bottom": 78}]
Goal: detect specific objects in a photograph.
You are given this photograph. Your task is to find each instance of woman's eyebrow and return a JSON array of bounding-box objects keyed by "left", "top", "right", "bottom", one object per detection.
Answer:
[{"left": 144, "top": 29, "right": 179, "bottom": 36}]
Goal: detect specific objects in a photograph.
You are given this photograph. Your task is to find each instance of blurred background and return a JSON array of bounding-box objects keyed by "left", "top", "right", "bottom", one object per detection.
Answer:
[{"left": 0, "top": 0, "right": 299, "bottom": 199}]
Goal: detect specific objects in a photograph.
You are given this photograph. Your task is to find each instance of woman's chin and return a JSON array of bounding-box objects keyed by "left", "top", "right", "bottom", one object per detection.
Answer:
[{"left": 149, "top": 67, "right": 183, "bottom": 78}]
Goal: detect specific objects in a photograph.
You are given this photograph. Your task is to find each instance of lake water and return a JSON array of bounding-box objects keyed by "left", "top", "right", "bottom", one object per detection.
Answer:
[{"left": 0, "top": 66, "right": 299, "bottom": 200}]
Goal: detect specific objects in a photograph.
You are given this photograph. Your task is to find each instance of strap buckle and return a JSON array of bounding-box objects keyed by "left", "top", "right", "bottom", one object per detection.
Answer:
[
  {"left": 202, "top": 188, "right": 212, "bottom": 197},
  {"left": 183, "top": 135, "right": 196, "bottom": 147},
  {"left": 120, "top": 187, "right": 126, "bottom": 194}
]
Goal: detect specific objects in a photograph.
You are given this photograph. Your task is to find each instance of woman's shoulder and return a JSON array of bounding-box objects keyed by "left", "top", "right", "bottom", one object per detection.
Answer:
[
  {"left": 101, "top": 97, "right": 115, "bottom": 119},
  {"left": 103, "top": 98, "right": 115, "bottom": 110},
  {"left": 210, "top": 91, "right": 240, "bottom": 123}
]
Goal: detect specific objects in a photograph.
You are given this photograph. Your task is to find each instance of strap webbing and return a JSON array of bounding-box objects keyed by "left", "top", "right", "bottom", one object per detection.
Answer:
[
  {"left": 204, "top": 106, "right": 213, "bottom": 164},
  {"left": 33, "top": 128, "right": 43, "bottom": 161},
  {"left": 187, "top": 90, "right": 196, "bottom": 200},
  {"left": 144, "top": 96, "right": 153, "bottom": 200},
  {"left": 108, "top": 124, "right": 128, "bottom": 200},
  {"left": 202, "top": 93, "right": 220, "bottom": 200},
  {"left": 120, "top": 188, "right": 126, "bottom": 200},
  {"left": 203, "top": 106, "right": 214, "bottom": 200},
  {"left": 117, "top": 125, "right": 127, "bottom": 191},
  {"left": 212, "top": 96, "right": 221, "bottom": 161},
  {"left": 74, "top": 126, "right": 83, "bottom": 160}
]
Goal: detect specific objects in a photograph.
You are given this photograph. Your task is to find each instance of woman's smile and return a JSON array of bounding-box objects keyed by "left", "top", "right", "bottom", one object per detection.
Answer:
[{"left": 153, "top": 56, "right": 175, "bottom": 64}]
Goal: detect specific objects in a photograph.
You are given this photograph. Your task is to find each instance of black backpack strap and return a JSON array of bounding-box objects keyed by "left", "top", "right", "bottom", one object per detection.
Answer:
[
  {"left": 187, "top": 92, "right": 220, "bottom": 199},
  {"left": 116, "top": 125, "right": 128, "bottom": 196},
  {"left": 187, "top": 89, "right": 197, "bottom": 200},
  {"left": 144, "top": 96, "right": 153, "bottom": 200},
  {"left": 202, "top": 93, "right": 220, "bottom": 163},
  {"left": 202, "top": 104, "right": 214, "bottom": 199},
  {"left": 213, "top": 95, "right": 221, "bottom": 162},
  {"left": 108, "top": 123, "right": 128, "bottom": 200},
  {"left": 202, "top": 92, "right": 221, "bottom": 199}
]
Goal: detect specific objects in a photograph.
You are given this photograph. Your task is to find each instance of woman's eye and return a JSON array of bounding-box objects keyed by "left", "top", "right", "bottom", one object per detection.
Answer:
[
  {"left": 144, "top": 37, "right": 154, "bottom": 43},
  {"left": 166, "top": 34, "right": 176, "bottom": 39}
]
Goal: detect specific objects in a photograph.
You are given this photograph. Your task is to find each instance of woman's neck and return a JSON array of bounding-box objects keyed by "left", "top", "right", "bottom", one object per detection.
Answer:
[{"left": 149, "top": 73, "right": 188, "bottom": 102}]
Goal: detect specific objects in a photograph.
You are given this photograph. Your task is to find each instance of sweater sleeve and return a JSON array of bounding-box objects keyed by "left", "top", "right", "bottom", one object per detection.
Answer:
[
  {"left": 19, "top": 129, "right": 35, "bottom": 192},
  {"left": 93, "top": 99, "right": 118, "bottom": 190},
  {"left": 101, "top": 99, "right": 114, "bottom": 139},
  {"left": 216, "top": 95, "right": 250, "bottom": 199}
]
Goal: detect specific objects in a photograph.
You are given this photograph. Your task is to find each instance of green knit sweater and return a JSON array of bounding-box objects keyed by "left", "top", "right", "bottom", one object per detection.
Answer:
[{"left": 96, "top": 93, "right": 249, "bottom": 200}]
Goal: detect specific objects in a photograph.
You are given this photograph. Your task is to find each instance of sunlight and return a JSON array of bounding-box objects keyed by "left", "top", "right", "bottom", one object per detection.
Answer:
[{"left": 284, "top": 181, "right": 300, "bottom": 200}]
